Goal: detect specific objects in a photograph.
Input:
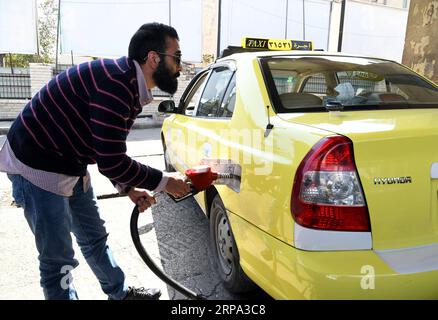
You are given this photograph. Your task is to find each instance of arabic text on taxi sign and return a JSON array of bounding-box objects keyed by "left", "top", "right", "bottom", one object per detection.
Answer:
[{"left": 242, "top": 38, "right": 313, "bottom": 51}]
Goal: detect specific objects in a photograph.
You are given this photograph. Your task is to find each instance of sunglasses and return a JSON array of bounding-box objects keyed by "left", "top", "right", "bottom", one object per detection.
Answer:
[{"left": 156, "top": 52, "right": 182, "bottom": 66}]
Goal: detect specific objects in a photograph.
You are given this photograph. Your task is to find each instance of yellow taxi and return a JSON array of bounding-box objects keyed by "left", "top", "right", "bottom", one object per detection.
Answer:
[{"left": 158, "top": 38, "right": 438, "bottom": 299}]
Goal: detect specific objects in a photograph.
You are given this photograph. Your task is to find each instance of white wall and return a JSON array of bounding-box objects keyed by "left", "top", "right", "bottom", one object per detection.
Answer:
[
  {"left": 220, "top": 0, "right": 287, "bottom": 51},
  {"left": 0, "top": 0, "right": 38, "bottom": 54},
  {"left": 170, "top": 0, "right": 202, "bottom": 62},
  {"left": 341, "top": 0, "right": 408, "bottom": 62},
  {"left": 287, "top": 0, "right": 331, "bottom": 50},
  {"left": 59, "top": 0, "right": 202, "bottom": 62},
  {"left": 218, "top": 0, "right": 408, "bottom": 62},
  {"left": 219, "top": 0, "right": 331, "bottom": 54}
]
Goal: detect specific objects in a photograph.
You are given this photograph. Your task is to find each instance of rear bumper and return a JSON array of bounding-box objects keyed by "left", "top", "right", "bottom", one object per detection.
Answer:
[{"left": 228, "top": 212, "right": 438, "bottom": 300}]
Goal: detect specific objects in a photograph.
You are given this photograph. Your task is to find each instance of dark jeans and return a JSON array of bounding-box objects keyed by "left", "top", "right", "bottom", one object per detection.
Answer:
[{"left": 8, "top": 174, "right": 128, "bottom": 300}]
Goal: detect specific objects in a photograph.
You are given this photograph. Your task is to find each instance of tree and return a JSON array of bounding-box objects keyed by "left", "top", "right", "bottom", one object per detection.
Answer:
[
  {"left": 4, "top": 0, "right": 57, "bottom": 68},
  {"left": 38, "top": 0, "right": 57, "bottom": 63},
  {"left": 0, "top": 54, "right": 5, "bottom": 67}
]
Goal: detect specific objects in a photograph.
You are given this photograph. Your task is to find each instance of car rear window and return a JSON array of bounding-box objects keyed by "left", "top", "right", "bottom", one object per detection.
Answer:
[{"left": 260, "top": 55, "right": 438, "bottom": 113}]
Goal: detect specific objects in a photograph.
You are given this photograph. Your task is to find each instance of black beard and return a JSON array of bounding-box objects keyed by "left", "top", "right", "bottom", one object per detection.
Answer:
[{"left": 153, "top": 60, "right": 179, "bottom": 95}]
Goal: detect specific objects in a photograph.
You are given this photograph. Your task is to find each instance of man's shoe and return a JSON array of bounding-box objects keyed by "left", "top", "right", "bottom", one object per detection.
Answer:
[{"left": 123, "top": 286, "right": 161, "bottom": 300}]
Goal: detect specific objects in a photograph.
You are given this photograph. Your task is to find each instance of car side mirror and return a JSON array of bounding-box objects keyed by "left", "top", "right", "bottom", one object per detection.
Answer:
[
  {"left": 158, "top": 100, "right": 177, "bottom": 113},
  {"left": 185, "top": 105, "right": 195, "bottom": 116}
]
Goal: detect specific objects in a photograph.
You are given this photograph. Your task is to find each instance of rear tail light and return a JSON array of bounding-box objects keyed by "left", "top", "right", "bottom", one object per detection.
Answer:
[{"left": 291, "top": 136, "right": 371, "bottom": 232}]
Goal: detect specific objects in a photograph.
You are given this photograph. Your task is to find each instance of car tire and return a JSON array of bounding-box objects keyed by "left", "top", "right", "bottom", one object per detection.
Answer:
[
  {"left": 163, "top": 143, "right": 176, "bottom": 172},
  {"left": 209, "top": 194, "right": 255, "bottom": 293}
]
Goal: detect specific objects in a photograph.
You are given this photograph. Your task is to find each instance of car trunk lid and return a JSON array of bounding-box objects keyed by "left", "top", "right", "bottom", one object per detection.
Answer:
[{"left": 278, "top": 108, "right": 438, "bottom": 250}]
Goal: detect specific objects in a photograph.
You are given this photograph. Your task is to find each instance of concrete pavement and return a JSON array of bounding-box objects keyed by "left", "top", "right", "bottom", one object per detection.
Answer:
[
  {"left": 0, "top": 122, "right": 9, "bottom": 135},
  {"left": 0, "top": 128, "right": 269, "bottom": 300},
  {"left": 0, "top": 128, "right": 170, "bottom": 300}
]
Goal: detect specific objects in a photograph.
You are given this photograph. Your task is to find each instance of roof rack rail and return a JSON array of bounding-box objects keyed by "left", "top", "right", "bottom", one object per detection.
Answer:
[{"left": 219, "top": 46, "right": 265, "bottom": 58}]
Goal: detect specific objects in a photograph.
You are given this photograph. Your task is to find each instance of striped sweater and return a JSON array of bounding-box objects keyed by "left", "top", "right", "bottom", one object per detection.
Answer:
[{"left": 6, "top": 57, "right": 162, "bottom": 191}]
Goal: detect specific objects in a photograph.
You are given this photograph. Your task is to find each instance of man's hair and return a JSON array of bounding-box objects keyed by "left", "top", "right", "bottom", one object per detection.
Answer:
[{"left": 128, "top": 22, "right": 179, "bottom": 64}]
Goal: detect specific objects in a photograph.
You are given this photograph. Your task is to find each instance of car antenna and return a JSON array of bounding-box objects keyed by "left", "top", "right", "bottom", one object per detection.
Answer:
[{"left": 264, "top": 105, "right": 274, "bottom": 138}]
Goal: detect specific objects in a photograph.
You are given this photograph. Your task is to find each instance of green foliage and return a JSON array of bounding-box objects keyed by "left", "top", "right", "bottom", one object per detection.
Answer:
[
  {"left": 38, "top": 0, "right": 57, "bottom": 63},
  {"left": 2, "top": 53, "right": 44, "bottom": 68},
  {"left": 202, "top": 54, "right": 215, "bottom": 65}
]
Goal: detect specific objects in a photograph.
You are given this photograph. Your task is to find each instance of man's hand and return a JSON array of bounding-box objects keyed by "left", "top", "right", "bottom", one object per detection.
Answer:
[
  {"left": 127, "top": 188, "right": 156, "bottom": 213},
  {"left": 164, "top": 172, "right": 191, "bottom": 198}
]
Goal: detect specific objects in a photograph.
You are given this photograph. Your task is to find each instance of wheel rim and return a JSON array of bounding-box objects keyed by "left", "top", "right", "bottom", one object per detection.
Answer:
[{"left": 213, "top": 204, "right": 234, "bottom": 276}]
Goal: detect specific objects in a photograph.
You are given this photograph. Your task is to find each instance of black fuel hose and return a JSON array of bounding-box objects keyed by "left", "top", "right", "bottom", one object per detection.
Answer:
[{"left": 130, "top": 204, "right": 206, "bottom": 300}]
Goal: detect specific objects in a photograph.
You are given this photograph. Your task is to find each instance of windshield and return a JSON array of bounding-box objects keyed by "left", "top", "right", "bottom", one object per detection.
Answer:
[{"left": 260, "top": 55, "right": 438, "bottom": 113}]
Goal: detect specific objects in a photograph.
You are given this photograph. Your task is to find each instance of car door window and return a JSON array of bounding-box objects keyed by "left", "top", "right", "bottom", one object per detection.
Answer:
[
  {"left": 182, "top": 72, "right": 209, "bottom": 116},
  {"left": 218, "top": 73, "right": 236, "bottom": 118},
  {"left": 196, "top": 67, "right": 234, "bottom": 117}
]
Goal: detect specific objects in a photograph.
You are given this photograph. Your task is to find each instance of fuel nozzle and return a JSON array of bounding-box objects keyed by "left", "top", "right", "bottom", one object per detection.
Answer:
[
  {"left": 185, "top": 165, "right": 235, "bottom": 191},
  {"left": 169, "top": 165, "right": 236, "bottom": 202}
]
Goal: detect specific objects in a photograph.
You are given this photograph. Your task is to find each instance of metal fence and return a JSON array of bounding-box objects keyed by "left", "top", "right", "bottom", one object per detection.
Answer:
[
  {"left": 51, "top": 65, "right": 170, "bottom": 98},
  {"left": 0, "top": 63, "right": 172, "bottom": 100},
  {"left": 151, "top": 87, "right": 171, "bottom": 97},
  {"left": 53, "top": 64, "right": 74, "bottom": 77},
  {"left": 279, "top": 73, "right": 382, "bottom": 95},
  {"left": 0, "top": 72, "right": 31, "bottom": 99},
  {"left": 302, "top": 74, "right": 327, "bottom": 94},
  {"left": 338, "top": 75, "right": 383, "bottom": 93}
]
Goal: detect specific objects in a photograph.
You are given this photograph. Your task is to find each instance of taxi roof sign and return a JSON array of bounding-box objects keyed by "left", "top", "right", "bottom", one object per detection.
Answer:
[
  {"left": 218, "top": 37, "right": 314, "bottom": 59},
  {"left": 242, "top": 37, "right": 313, "bottom": 51}
]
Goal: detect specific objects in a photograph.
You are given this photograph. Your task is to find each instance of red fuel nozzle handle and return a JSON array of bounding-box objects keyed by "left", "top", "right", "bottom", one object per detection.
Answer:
[
  {"left": 168, "top": 166, "right": 219, "bottom": 203},
  {"left": 185, "top": 166, "right": 218, "bottom": 192}
]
